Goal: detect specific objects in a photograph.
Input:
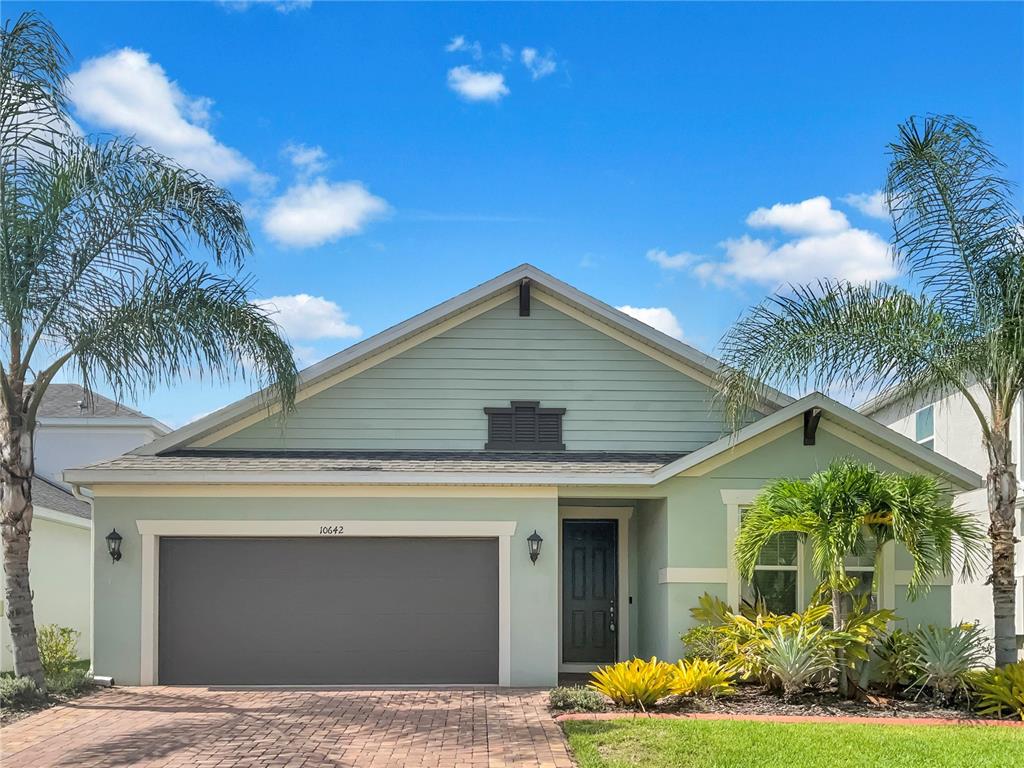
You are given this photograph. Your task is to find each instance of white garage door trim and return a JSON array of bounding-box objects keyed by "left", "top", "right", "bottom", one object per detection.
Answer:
[{"left": 136, "top": 519, "right": 517, "bottom": 686}]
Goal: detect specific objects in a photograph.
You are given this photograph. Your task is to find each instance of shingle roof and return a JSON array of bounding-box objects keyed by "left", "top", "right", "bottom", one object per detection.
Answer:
[
  {"left": 33, "top": 476, "right": 91, "bottom": 519},
  {"left": 37, "top": 384, "right": 143, "bottom": 418},
  {"left": 81, "top": 449, "right": 687, "bottom": 475}
]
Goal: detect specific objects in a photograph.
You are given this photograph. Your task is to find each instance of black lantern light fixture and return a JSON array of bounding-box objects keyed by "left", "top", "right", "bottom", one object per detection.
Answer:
[
  {"left": 527, "top": 529, "right": 543, "bottom": 564},
  {"left": 105, "top": 528, "right": 123, "bottom": 563}
]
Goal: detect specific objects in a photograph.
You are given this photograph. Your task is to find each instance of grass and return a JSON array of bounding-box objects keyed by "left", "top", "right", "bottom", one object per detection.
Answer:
[{"left": 562, "top": 719, "right": 1024, "bottom": 768}]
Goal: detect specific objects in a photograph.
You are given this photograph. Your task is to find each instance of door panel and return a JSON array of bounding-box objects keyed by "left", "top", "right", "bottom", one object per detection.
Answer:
[
  {"left": 158, "top": 536, "right": 498, "bottom": 685},
  {"left": 561, "top": 520, "right": 618, "bottom": 663}
]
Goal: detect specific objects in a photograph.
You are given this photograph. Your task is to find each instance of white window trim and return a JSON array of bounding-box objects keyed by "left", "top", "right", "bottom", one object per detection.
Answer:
[
  {"left": 912, "top": 403, "right": 935, "bottom": 448},
  {"left": 135, "top": 519, "right": 516, "bottom": 687},
  {"left": 722, "top": 490, "right": 896, "bottom": 612},
  {"left": 557, "top": 506, "right": 632, "bottom": 673}
]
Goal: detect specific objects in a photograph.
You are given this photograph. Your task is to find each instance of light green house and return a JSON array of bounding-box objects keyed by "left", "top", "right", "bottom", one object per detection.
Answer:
[{"left": 66, "top": 265, "right": 981, "bottom": 687}]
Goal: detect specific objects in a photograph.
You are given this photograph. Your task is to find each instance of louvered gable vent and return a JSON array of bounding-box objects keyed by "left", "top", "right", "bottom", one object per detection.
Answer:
[{"left": 485, "top": 401, "right": 565, "bottom": 450}]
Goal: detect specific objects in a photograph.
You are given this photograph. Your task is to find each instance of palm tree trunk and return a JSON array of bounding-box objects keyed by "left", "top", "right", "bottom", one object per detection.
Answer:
[
  {"left": 987, "top": 427, "right": 1019, "bottom": 666},
  {"left": 832, "top": 587, "right": 849, "bottom": 697},
  {"left": 0, "top": 400, "right": 45, "bottom": 688}
]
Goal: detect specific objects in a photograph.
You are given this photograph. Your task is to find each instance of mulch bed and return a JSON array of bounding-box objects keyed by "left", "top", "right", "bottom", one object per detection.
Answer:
[{"left": 553, "top": 684, "right": 1023, "bottom": 726}]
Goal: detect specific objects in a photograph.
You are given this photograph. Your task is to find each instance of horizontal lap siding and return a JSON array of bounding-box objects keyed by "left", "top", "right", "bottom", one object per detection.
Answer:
[{"left": 213, "top": 298, "right": 731, "bottom": 451}]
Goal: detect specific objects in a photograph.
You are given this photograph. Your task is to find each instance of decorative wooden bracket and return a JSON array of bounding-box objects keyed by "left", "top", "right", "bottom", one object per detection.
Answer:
[{"left": 803, "top": 407, "right": 823, "bottom": 446}]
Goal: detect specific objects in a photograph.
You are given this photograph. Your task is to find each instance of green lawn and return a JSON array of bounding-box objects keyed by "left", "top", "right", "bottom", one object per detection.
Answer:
[{"left": 562, "top": 719, "right": 1024, "bottom": 768}]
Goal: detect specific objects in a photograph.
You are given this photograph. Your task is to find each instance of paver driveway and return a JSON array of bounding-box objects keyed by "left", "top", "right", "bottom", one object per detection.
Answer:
[{"left": 1, "top": 686, "right": 574, "bottom": 768}]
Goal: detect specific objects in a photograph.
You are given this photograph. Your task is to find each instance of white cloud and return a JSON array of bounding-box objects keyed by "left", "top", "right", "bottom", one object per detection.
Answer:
[
  {"left": 616, "top": 306, "right": 684, "bottom": 340},
  {"left": 284, "top": 142, "right": 328, "bottom": 177},
  {"left": 447, "top": 66, "right": 509, "bottom": 102},
  {"left": 842, "top": 190, "right": 889, "bottom": 220},
  {"left": 69, "top": 49, "right": 270, "bottom": 191},
  {"left": 445, "top": 35, "right": 482, "bottom": 60},
  {"left": 500, "top": 43, "right": 514, "bottom": 61},
  {"left": 696, "top": 229, "right": 895, "bottom": 287},
  {"left": 219, "top": 0, "right": 312, "bottom": 13},
  {"left": 254, "top": 294, "right": 362, "bottom": 340},
  {"left": 646, "top": 248, "right": 700, "bottom": 271},
  {"left": 746, "top": 195, "right": 849, "bottom": 235},
  {"left": 521, "top": 48, "right": 557, "bottom": 80},
  {"left": 262, "top": 179, "right": 389, "bottom": 247}
]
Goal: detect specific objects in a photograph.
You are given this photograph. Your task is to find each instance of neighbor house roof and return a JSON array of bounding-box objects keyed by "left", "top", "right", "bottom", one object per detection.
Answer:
[
  {"left": 134, "top": 263, "right": 795, "bottom": 456},
  {"left": 65, "top": 394, "right": 981, "bottom": 490},
  {"left": 38, "top": 383, "right": 144, "bottom": 418},
  {"left": 33, "top": 475, "right": 91, "bottom": 519}
]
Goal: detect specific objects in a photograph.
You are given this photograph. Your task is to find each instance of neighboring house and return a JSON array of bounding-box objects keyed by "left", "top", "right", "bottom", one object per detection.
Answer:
[
  {"left": 65, "top": 265, "right": 981, "bottom": 687},
  {"left": 863, "top": 385, "right": 1024, "bottom": 652},
  {"left": 1, "top": 384, "right": 168, "bottom": 670}
]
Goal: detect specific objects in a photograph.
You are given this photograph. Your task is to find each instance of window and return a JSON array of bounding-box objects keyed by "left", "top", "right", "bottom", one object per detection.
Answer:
[
  {"left": 844, "top": 539, "right": 877, "bottom": 611},
  {"left": 484, "top": 401, "right": 565, "bottom": 450},
  {"left": 741, "top": 523, "right": 800, "bottom": 614},
  {"left": 915, "top": 405, "right": 934, "bottom": 451}
]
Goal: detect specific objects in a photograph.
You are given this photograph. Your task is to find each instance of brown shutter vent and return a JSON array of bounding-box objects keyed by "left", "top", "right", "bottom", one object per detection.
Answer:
[{"left": 485, "top": 401, "right": 565, "bottom": 450}]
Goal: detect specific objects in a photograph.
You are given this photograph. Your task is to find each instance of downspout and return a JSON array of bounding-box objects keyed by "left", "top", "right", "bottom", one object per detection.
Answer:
[{"left": 70, "top": 483, "right": 109, "bottom": 685}]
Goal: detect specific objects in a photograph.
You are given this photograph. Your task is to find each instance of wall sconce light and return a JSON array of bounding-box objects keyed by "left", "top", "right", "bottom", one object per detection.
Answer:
[
  {"left": 105, "top": 528, "right": 123, "bottom": 563},
  {"left": 527, "top": 529, "right": 543, "bottom": 564}
]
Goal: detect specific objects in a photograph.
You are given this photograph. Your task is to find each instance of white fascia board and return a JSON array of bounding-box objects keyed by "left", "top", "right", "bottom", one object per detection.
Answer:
[
  {"left": 33, "top": 505, "right": 91, "bottom": 529},
  {"left": 63, "top": 468, "right": 658, "bottom": 487},
  {"left": 39, "top": 416, "right": 170, "bottom": 434},
  {"left": 135, "top": 263, "right": 793, "bottom": 456},
  {"left": 653, "top": 392, "right": 982, "bottom": 490}
]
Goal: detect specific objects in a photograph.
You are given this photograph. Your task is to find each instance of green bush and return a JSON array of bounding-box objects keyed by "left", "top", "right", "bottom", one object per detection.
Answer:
[
  {"left": 874, "top": 629, "right": 920, "bottom": 691},
  {"left": 913, "top": 624, "right": 990, "bottom": 703},
  {"left": 37, "top": 624, "right": 80, "bottom": 677},
  {"left": 971, "top": 662, "right": 1024, "bottom": 720},
  {"left": 47, "top": 667, "right": 94, "bottom": 697},
  {"left": 549, "top": 685, "right": 607, "bottom": 712},
  {"left": 680, "top": 624, "right": 724, "bottom": 661},
  {"left": 0, "top": 675, "right": 45, "bottom": 710}
]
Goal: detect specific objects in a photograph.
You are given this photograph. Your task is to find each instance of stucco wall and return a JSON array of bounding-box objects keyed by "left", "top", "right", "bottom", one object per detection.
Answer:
[
  {"left": 36, "top": 423, "right": 162, "bottom": 482},
  {"left": 213, "top": 297, "right": 737, "bottom": 452},
  {"left": 2, "top": 515, "right": 91, "bottom": 670},
  {"left": 91, "top": 494, "right": 560, "bottom": 686}
]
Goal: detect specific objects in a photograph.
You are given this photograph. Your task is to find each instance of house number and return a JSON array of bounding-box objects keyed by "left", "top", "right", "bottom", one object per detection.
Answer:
[{"left": 318, "top": 525, "right": 345, "bottom": 535}]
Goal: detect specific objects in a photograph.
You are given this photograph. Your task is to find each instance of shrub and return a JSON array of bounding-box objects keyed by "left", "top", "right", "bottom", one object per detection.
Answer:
[
  {"left": 0, "top": 675, "right": 45, "bottom": 710},
  {"left": 971, "top": 662, "right": 1024, "bottom": 720},
  {"left": 548, "top": 685, "right": 607, "bottom": 712},
  {"left": 761, "top": 626, "right": 834, "bottom": 700},
  {"left": 37, "top": 624, "right": 79, "bottom": 678},
  {"left": 680, "top": 624, "right": 724, "bottom": 661},
  {"left": 672, "top": 658, "right": 736, "bottom": 698},
  {"left": 874, "top": 629, "right": 920, "bottom": 691},
  {"left": 47, "top": 667, "right": 94, "bottom": 697},
  {"left": 589, "top": 657, "right": 677, "bottom": 710},
  {"left": 913, "top": 624, "right": 990, "bottom": 703}
]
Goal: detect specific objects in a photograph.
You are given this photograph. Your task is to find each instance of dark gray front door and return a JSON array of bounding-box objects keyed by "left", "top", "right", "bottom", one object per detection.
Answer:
[
  {"left": 158, "top": 537, "right": 498, "bottom": 685},
  {"left": 561, "top": 520, "right": 618, "bottom": 663}
]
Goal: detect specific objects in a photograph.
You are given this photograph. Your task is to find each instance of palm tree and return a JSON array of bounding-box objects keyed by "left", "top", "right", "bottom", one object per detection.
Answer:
[
  {"left": 719, "top": 115, "right": 1024, "bottom": 666},
  {"left": 735, "top": 459, "right": 987, "bottom": 694},
  {"left": 1, "top": 13, "right": 297, "bottom": 686}
]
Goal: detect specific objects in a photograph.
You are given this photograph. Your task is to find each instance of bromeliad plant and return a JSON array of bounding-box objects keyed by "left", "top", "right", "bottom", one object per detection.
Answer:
[
  {"left": 971, "top": 662, "right": 1024, "bottom": 720},
  {"left": 761, "top": 626, "right": 834, "bottom": 701},
  {"left": 589, "top": 657, "right": 678, "bottom": 710},
  {"left": 672, "top": 658, "right": 736, "bottom": 698},
  {"left": 912, "top": 624, "right": 990, "bottom": 704}
]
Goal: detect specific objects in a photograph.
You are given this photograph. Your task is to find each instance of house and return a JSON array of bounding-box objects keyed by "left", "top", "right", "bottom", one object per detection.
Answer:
[
  {"left": 862, "top": 384, "right": 1024, "bottom": 652},
  {"left": 1, "top": 385, "right": 168, "bottom": 670},
  {"left": 64, "top": 265, "right": 981, "bottom": 687}
]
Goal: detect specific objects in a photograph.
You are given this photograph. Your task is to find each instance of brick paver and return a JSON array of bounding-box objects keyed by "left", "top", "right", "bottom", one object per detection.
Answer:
[{"left": 1, "top": 686, "right": 574, "bottom": 768}]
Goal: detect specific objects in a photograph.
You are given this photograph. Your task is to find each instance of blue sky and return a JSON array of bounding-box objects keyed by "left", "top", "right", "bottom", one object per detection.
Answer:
[{"left": 8, "top": 1, "right": 1024, "bottom": 428}]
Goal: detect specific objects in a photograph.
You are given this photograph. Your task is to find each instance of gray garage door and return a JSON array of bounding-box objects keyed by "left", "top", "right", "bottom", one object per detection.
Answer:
[{"left": 158, "top": 537, "right": 498, "bottom": 685}]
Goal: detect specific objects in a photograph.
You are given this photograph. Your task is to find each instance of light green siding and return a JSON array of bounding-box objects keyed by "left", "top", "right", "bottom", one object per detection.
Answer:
[{"left": 214, "top": 297, "right": 732, "bottom": 452}]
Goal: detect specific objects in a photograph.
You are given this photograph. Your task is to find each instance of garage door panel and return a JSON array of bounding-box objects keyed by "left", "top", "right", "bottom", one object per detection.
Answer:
[{"left": 158, "top": 537, "right": 499, "bottom": 685}]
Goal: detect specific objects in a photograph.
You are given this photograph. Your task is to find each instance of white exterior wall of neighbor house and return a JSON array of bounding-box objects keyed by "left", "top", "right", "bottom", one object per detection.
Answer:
[
  {"left": 867, "top": 385, "right": 1024, "bottom": 645},
  {"left": 35, "top": 419, "right": 168, "bottom": 486}
]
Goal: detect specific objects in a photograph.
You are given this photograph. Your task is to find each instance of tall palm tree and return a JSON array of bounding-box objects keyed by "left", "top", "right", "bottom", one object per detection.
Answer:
[
  {"left": 719, "top": 115, "right": 1024, "bottom": 665},
  {"left": 1, "top": 13, "right": 297, "bottom": 686},
  {"left": 736, "top": 459, "right": 987, "bottom": 694}
]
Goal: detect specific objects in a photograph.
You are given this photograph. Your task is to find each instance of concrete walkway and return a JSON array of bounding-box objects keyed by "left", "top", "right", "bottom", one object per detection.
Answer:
[{"left": 2, "top": 687, "right": 574, "bottom": 768}]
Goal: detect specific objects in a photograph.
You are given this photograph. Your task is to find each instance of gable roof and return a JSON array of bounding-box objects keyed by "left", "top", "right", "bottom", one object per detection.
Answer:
[
  {"left": 39, "top": 383, "right": 144, "bottom": 418},
  {"left": 136, "top": 263, "right": 794, "bottom": 456},
  {"left": 65, "top": 392, "right": 980, "bottom": 491},
  {"left": 33, "top": 475, "right": 91, "bottom": 519}
]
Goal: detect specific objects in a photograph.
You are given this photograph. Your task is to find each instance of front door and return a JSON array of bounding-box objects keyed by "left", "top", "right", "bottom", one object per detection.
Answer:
[{"left": 562, "top": 519, "right": 618, "bottom": 664}]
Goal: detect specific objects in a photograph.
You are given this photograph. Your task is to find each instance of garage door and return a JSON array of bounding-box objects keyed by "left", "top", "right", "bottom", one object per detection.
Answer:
[{"left": 158, "top": 537, "right": 498, "bottom": 685}]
